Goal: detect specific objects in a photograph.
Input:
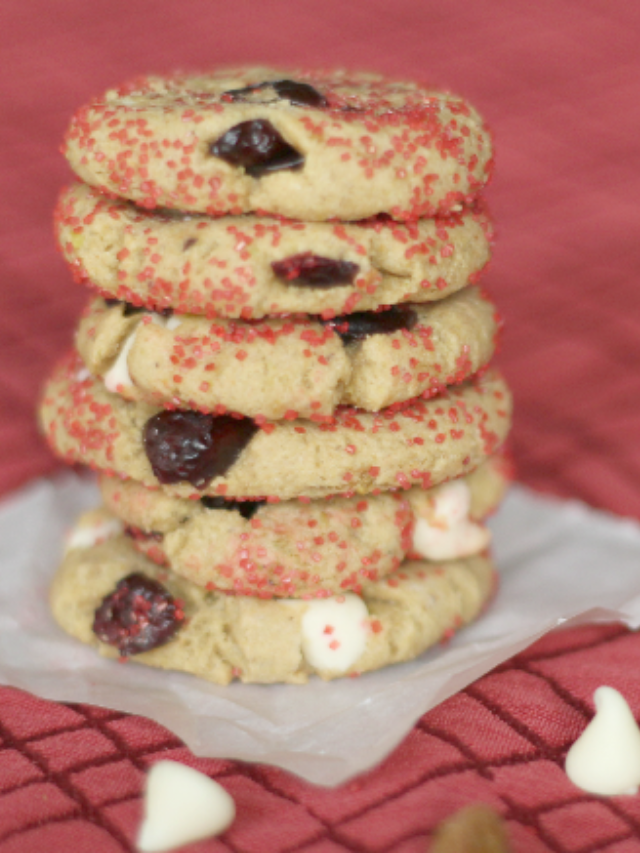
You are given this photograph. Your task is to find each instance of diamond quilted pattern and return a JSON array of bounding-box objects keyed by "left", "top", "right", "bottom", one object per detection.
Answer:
[
  {"left": 70, "top": 761, "right": 144, "bottom": 809},
  {"left": 531, "top": 634, "right": 640, "bottom": 714},
  {"left": 0, "top": 822, "right": 126, "bottom": 853},
  {"left": 3, "top": 588, "right": 640, "bottom": 852},
  {"left": 0, "top": 692, "right": 84, "bottom": 741},
  {"left": 423, "top": 692, "right": 538, "bottom": 763},
  {"left": 257, "top": 731, "right": 468, "bottom": 824},
  {"left": 222, "top": 776, "right": 327, "bottom": 852},
  {"left": 611, "top": 797, "right": 640, "bottom": 833},
  {"left": 505, "top": 824, "right": 555, "bottom": 853},
  {"left": 539, "top": 802, "right": 633, "bottom": 853},
  {"left": 491, "top": 762, "right": 581, "bottom": 813},
  {"left": 0, "top": 783, "right": 79, "bottom": 844},
  {"left": 28, "top": 729, "right": 120, "bottom": 775},
  {"left": 0, "top": 751, "right": 43, "bottom": 795},
  {"left": 337, "top": 771, "right": 506, "bottom": 851},
  {"left": 472, "top": 671, "right": 586, "bottom": 751}
]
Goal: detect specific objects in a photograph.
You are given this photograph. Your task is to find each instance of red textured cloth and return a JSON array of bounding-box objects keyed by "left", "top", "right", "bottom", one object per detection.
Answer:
[{"left": 1, "top": 1, "right": 640, "bottom": 849}]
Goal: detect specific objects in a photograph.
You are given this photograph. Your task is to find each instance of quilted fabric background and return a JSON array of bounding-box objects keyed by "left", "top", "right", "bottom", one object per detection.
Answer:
[{"left": 1, "top": 1, "right": 640, "bottom": 849}]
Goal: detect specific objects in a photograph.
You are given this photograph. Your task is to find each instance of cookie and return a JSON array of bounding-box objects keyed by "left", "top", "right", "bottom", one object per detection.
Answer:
[
  {"left": 62, "top": 67, "right": 493, "bottom": 221},
  {"left": 40, "top": 352, "right": 512, "bottom": 500},
  {"left": 99, "top": 452, "right": 509, "bottom": 597},
  {"left": 56, "top": 182, "right": 493, "bottom": 320},
  {"left": 76, "top": 288, "right": 499, "bottom": 420},
  {"left": 52, "top": 511, "right": 496, "bottom": 684}
]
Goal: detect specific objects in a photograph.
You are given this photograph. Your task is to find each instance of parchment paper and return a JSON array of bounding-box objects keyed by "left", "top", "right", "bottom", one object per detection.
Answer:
[{"left": 2, "top": 474, "right": 640, "bottom": 786}]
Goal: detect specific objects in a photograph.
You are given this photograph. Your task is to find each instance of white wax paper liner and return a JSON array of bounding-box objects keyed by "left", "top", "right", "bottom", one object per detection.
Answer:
[{"left": 1, "top": 474, "right": 640, "bottom": 786}]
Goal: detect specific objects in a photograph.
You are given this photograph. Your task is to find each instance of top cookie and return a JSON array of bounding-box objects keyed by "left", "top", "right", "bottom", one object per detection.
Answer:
[{"left": 62, "top": 67, "right": 493, "bottom": 221}]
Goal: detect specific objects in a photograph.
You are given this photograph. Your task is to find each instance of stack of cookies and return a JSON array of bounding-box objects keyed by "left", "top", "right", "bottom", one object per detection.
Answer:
[{"left": 40, "top": 68, "right": 512, "bottom": 684}]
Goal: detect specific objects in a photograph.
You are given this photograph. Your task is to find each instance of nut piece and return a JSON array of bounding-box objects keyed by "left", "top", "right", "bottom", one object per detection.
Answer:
[{"left": 430, "top": 805, "right": 511, "bottom": 853}]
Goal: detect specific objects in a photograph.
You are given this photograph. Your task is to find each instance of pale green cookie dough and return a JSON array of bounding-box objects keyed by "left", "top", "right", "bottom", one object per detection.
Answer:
[
  {"left": 52, "top": 512, "right": 496, "bottom": 684},
  {"left": 56, "top": 182, "right": 492, "bottom": 320},
  {"left": 62, "top": 67, "right": 493, "bottom": 222},
  {"left": 99, "top": 452, "right": 510, "bottom": 597},
  {"left": 40, "top": 353, "right": 512, "bottom": 501},
  {"left": 76, "top": 288, "right": 499, "bottom": 420}
]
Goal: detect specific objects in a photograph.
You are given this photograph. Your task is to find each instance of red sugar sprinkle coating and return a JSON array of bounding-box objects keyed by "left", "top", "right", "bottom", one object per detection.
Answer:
[
  {"left": 55, "top": 182, "right": 493, "bottom": 321},
  {"left": 62, "top": 67, "right": 493, "bottom": 223},
  {"left": 41, "top": 351, "right": 511, "bottom": 503},
  {"left": 110, "top": 442, "right": 509, "bottom": 601},
  {"left": 77, "top": 287, "right": 498, "bottom": 421}
]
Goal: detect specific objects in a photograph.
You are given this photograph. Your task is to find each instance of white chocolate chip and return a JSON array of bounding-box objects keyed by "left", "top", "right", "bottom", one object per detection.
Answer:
[
  {"left": 137, "top": 761, "right": 235, "bottom": 852},
  {"left": 65, "top": 517, "right": 123, "bottom": 552},
  {"left": 565, "top": 687, "right": 640, "bottom": 796},
  {"left": 412, "top": 480, "right": 490, "bottom": 560},
  {"left": 104, "top": 326, "right": 139, "bottom": 392},
  {"left": 105, "top": 311, "right": 178, "bottom": 393},
  {"left": 301, "top": 595, "right": 368, "bottom": 673}
]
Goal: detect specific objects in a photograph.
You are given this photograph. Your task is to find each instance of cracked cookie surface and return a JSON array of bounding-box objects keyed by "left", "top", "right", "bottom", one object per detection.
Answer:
[
  {"left": 76, "top": 288, "right": 499, "bottom": 419},
  {"left": 62, "top": 67, "right": 493, "bottom": 221},
  {"left": 40, "top": 352, "right": 512, "bottom": 500}
]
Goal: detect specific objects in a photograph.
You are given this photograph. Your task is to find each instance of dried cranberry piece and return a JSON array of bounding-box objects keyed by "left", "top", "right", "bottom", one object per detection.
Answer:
[
  {"left": 209, "top": 120, "right": 303, "bottom": 177},
  {"left": 322, "top": 306, "right": 418, "bottom": 345},
  {"left": 223, "top": 79, "right": 327, "bottom": 108},
  {"left": 144, "top": 411, "right": 258, "bottom": 489},
  {"left": 201, "top": 495, "right": 265, "bottom": 520},
  {"left": 272, "top": 253, "right": 359, "bottom": 289},
  {"left": 92, "top": 572, "right": 182, "bottom": 656}
]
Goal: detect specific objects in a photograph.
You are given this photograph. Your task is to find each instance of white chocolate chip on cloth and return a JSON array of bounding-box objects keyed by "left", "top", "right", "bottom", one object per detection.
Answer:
[
  {"left": 39, "top": 351, "right": 512, "bottom": 501},
  {"left": 565, "top": 687, "right": 640, "bottom": 796},
  {"left": 137, "top": 761, "right": 235, "bottom": 852},
  {"left": 62, "top": 67, "right": 493, "bottom": 222},
  {"left": 55, "top": 182, "right": 492, "bottom": 320},
  {"left": 50, "top": 509, "right": 496, "bottom": 684},
  {"left": 99, "top": 452, "right": 510, "bottom": 597},
  {"left": 75, "top": 287, "right": 499, "bottom": 420}
]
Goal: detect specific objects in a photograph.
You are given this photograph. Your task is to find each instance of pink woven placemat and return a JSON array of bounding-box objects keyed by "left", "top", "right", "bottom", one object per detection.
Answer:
[{"left": 1, "top": 1, "right": 640, "bottom": 849}]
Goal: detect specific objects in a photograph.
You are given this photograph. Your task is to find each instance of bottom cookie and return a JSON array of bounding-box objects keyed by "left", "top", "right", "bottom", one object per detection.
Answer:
[{"left": 52, "top": 511, "right": 496, "bottom": 685}]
